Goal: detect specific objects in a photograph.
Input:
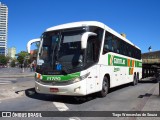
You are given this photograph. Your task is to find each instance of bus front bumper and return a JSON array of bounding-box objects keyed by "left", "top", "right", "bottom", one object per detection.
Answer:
[{"left": 35, "top": 80, "right": 87, "bottom": 96}]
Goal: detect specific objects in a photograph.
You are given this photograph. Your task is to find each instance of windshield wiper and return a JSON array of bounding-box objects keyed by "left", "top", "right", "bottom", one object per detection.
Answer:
[
  {"left": 54, "top": 50, "right": 70, "bottom": 74},
  {"left": 54, "top": 33, "right": 70, "bottom": 74},
  {"left": 51, "top": 43, "right": 57, "bottom": 68}
]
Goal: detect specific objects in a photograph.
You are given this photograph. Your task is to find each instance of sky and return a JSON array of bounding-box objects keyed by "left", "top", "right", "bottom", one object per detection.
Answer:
[{"left": 1, "top": 0, "right": 160, "bottom": 54}]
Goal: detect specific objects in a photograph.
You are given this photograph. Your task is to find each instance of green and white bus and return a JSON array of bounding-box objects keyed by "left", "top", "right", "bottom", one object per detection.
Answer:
[{"left": 27, "top": 21, "right": 142, "bottom": 97}]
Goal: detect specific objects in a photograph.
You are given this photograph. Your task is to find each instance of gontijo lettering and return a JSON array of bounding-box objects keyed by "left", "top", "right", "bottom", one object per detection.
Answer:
[{"left": 114, "top": 58, "right": 125, "bottom": 65}]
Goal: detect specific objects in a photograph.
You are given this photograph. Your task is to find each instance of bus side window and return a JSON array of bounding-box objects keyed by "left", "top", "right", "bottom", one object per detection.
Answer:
[
  {"left": 103, "top": 32, "right": 113, "bottom": 54},
  {"left": 86, "top": 36, "right": 99, "bottom": 63},
  {"left": 113, "top": 36, "right": 119, "bottom": 54},
  {"left": 116, "top": 38, "right": 120, "bottom": 54},
  {"left": 103, "top": 38, "right": 108, "bottom": 54},
  {"left": 120, "top": 40, "right": 125, "bottom": 55},
  {"left": 106, "top": 36, "right": 113, "bottom": 52}
]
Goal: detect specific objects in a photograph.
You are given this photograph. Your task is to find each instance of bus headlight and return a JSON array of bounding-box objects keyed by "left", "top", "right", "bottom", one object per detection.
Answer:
[{"left": 71, "top": 72, "right": 90, "bottom": 83}]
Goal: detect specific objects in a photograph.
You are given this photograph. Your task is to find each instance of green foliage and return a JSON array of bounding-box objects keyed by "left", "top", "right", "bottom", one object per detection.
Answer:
[
  {"left": 17, "top": 55, "right": 24, "bottom": 64},
  {"left": 0, "top": 55, "right": 8, "bottom": 65},
  {"left": 17, "top": 51, "right": 29, "bottom": 64}
]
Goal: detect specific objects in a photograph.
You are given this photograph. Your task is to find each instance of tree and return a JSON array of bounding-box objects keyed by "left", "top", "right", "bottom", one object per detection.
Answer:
[
  {"left": 17, "top": 55, "right": 24, "bottom": 64},
  {"left": 17, "top": 51, "right": 29, "bottom": 64},
  {"left": 0, "top": 55, "right": 8, "bottom": 65}
]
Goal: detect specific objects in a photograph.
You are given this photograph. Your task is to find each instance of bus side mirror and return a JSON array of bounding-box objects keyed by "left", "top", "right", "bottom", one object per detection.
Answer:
[
  {"left": 27, "top": 38, "right": 40, "bottom": 53},
  {"left": 81, "top": 32, "right": 97, "bottom": 49}
]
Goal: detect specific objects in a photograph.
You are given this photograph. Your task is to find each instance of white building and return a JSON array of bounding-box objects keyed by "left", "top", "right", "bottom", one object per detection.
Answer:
[
  {"left": 8, "top": 47, "right": 16, "bottom": 59},
  {"left": 0, "top": 2, "right": 8, "bottom": 56}
]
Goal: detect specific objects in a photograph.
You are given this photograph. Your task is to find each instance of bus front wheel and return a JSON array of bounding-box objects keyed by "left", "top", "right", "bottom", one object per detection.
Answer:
[{"left": 98, "top": 76, "right": 109, "bottom": 97}]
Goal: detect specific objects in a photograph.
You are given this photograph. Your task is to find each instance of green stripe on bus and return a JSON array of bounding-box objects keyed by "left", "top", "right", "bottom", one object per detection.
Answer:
[
  {"left": 42, "top": 72, "right": 80, "bottom": 82},
  {"left": 135, "top": 61, "right": 142, "bottom": 68},
  {"left": 108, "top": 54, "right": 127, "bottom": 66},
  {"left": 108, "top": 54, "right": 142, "bottom": 68}
]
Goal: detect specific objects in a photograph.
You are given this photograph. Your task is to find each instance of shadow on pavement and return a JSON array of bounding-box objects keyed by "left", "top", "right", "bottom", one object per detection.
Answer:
[
  {"left": 108, "top": 81, "right": 157, "bottom": 94},
  {"left": 24, "top": 81, "right": 157, "bottom": 104},
  {"left": 138, "top": 80, "right": 158, "bottom": 83},
  {"left": 25, "top": 88, "right": 97, "bottom": 104},
  {"left": 138, "top": 93, "right": 152, "bottom": 98}
]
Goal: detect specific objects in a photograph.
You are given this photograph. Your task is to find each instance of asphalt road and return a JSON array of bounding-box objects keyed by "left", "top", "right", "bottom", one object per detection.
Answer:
[{"left": 0, "top": 76, "right": 158, "bottom": 120}]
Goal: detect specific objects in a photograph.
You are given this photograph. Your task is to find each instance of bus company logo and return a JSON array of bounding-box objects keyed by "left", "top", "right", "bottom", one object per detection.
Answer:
[
  {"left": 109, "top": 55, "right": 114, "bottom": 65},
  {"left": 114, "top": 58, "right": 125, "bottom": 65},
  {"left": 47, "top": 77, "right": 61, "bottom": 81},
  {"left": 108, "top": 54, "right": 126, "bottom": 66}
]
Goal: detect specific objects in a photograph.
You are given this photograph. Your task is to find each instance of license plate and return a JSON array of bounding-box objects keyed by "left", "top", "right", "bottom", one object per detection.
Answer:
[{"left": 50, "top": 88, "right": 59, "bottom": 92}]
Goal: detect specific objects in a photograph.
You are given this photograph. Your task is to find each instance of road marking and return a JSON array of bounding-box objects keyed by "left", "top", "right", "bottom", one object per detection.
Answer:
[
  {"left": 69, "top": 117, "right": 81, "bottom": 120},
  {"left": 53, "top": 102, "right": 69, "bottom": 111},
  {"left": 53, "top": 102, "right": 81, "bottom": 120},
  {"left": 0, "top": 78, "right": 17, "bottom": 85},
  {"left": 0, "top": 80, "right": 12, "bottom": 85}
]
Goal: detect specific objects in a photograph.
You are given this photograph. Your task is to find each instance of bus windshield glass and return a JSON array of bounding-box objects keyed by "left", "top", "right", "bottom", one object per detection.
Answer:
[{"left": 39, "top": 29, "right": 85, "bottom": 71}]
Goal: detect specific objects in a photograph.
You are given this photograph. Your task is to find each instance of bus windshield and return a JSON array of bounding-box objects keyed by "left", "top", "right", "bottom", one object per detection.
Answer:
[{"left": 38, "top": 29, "right": 85, "bottom": 72}]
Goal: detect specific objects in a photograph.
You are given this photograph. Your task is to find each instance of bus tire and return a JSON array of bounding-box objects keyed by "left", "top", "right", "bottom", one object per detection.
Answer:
[
  {"left": 98, "top": 76, "right": 109, "bottom": 97},
  {"left": 132, "top": 74, "right": 137, "bottom": 86},
  {"left": 137, "top": 73, "right": 139, "bottom": 84}
]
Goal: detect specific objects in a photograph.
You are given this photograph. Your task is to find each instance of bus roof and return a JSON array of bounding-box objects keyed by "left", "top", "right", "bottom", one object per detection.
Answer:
[{"left": 46, "top": 21, "right": 140, "bottom": 50}]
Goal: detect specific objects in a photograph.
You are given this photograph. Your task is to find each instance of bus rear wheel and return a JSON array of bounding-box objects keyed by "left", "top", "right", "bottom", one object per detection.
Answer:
[
  {"left": 98, "top": 76, "right": 109, "bottom": 97},
  {"left": 132, "top": 74, "right": 137, "bottom": 86}
]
